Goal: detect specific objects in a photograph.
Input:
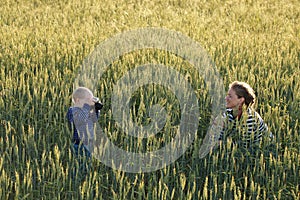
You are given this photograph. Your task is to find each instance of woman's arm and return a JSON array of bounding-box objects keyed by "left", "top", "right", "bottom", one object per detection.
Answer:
[{"left": 242, "top": 110, "right": 268, "bottom": 147}]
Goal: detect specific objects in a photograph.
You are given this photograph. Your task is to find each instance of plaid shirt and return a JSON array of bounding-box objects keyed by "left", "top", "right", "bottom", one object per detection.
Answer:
[{"left": 66, "top": 104, "right": 99, "bottom": 145}]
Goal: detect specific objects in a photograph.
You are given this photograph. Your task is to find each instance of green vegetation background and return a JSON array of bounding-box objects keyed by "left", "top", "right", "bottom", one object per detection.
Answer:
[{"left": 0, "top": 0, "right": 299, "bottom": 199}]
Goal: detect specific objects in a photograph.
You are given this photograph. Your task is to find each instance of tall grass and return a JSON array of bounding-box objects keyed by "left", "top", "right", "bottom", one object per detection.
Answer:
[{"left": 0, "top": 0, "right": 299, "bottom": 199}]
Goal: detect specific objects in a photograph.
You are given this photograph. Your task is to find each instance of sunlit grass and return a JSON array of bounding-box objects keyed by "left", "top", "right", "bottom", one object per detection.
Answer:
[{"left": 0, "top": 0, "right": 299, "bottom": 199}]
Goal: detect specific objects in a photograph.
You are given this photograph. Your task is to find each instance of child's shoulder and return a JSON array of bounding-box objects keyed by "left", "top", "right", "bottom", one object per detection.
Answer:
[
  {"left": 67, "top": 107, "right": 73, "bottom": 113},
  {"left": 67, "top": 106, "right": 81, "bottom": 114},
  {"left": 66, "top": 107, "right": 73, "bottom": 121}
]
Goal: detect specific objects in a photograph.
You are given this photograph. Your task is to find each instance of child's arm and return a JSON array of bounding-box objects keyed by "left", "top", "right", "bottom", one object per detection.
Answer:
[
  {"left": 89, "top": 106, "right": 99, "bottom": 122},
  {"left": 66, "top": 107, "right": 74, "bottom": 131},
  {"left": 72, "top": 104, "right": 99, "bottom": 128},
  {"left": 72, "top": 104, "right": 92, "bottom": 126}
]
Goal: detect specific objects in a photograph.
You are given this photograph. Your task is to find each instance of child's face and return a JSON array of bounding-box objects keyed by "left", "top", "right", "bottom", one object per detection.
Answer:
[{"left": 81, "top": 91, "right": 95, "bottom": 105}]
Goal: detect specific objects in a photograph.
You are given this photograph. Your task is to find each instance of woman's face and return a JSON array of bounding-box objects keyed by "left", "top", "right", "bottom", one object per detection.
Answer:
[{"left": 225, "top": 88, "right": 243, "bottom": 110}]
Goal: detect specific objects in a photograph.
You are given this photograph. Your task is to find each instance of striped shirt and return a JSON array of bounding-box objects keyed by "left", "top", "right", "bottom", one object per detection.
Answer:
[
  {"left": 66, "top": 104, "right": 99, "bottom": 146},
  {"left": 219, "top": 108, "right": 269, "bottom": 148}
]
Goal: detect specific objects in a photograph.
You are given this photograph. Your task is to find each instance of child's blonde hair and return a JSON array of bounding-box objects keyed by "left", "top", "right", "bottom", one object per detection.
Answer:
[{"left": 72, "top": 87, "right": 93, "bottom": 102}]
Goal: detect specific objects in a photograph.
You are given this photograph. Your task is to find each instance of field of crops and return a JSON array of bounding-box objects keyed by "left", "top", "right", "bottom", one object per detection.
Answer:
[{"left": 0, "top": 0, "right": 299, "bottom": 199}]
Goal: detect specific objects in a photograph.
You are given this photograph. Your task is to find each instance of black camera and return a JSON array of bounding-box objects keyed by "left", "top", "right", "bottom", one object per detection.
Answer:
[{"left": 93, "top": 97, "right": 103, "bottom": 111}]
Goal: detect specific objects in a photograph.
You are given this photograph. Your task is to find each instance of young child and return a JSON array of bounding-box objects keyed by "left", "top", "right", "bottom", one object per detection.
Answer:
[{"left": 66, "top": 87, "right": 103, "bottom": 177}]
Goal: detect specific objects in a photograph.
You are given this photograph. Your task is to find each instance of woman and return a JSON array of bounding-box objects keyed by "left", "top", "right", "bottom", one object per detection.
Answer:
[{"left": 219, "top": 81, "right": 272, "bottom": 149}]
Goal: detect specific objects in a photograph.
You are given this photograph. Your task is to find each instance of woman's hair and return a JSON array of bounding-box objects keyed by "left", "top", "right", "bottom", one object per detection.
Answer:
[{"left": 229, "top": 81, "right": 256, "bottom": 108}]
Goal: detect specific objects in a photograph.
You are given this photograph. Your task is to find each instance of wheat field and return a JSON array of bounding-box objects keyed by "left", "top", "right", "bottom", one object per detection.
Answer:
[{"left": 0, "top": 0, "right": 299, "bottom": 199}]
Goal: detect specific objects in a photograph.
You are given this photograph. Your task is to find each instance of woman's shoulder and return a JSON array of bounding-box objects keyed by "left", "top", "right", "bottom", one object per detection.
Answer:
[{"left": 246, "top": 108, "right": 264, "bottom": 121}]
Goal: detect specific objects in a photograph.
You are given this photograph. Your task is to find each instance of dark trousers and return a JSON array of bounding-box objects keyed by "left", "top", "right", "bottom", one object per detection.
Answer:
[{"left": 71, "top": 143, "right": 91, "bottom": 181}]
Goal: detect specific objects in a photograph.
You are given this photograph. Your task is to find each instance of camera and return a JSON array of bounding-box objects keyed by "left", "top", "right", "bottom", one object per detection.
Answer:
[{"left": 92, "top": 97, "right": 103, "bottom": 111}]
